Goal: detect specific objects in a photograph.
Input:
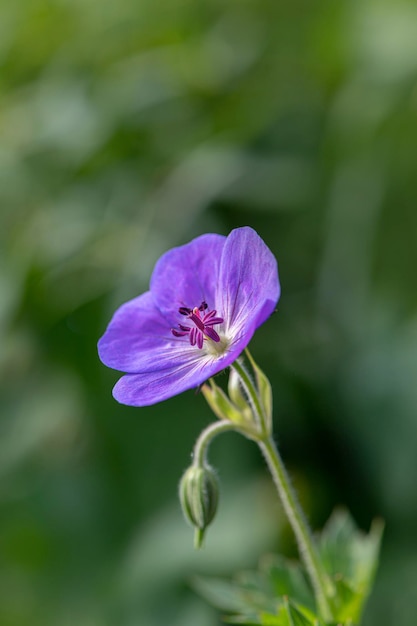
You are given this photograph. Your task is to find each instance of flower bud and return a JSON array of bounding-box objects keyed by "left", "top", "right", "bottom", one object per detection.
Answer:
[{"left": 179, "top": 464, "right": 219, "bottom": 548}]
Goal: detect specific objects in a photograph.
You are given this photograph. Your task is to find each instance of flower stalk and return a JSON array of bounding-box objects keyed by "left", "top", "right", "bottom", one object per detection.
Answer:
[
  {"left": 258, "top": 437, "right": 334, "bottom": 621},
  {"left": 196, "top": 354, "right": 335, "bottom": 622},
  {"left": 193, "top": 420, "right": 240, "bottom": 468},
  {"left": 179, "top": 421, "right": 239, "bottom": 548}
]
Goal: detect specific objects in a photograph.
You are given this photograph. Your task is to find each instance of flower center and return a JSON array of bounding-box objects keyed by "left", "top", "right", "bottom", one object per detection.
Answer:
[{"left": 171, "top": 301, "right": 224, "bottom": 350}]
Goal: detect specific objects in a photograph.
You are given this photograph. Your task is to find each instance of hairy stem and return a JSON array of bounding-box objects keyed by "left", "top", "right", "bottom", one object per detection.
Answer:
[
  {"left": 201, "top": 360, "right": 335, "bottom": 621},
  {"left": 258, "top": 437, "right": 334, "bottom": 621},
  {"left": 193, "top": 420, "right": 238, "bottom": 467},
  {"left": 229, "top": 357, "right": 334, "bottom": 620}
]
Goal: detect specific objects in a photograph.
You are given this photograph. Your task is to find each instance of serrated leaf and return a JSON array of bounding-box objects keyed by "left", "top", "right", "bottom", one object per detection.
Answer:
[
  {"left": 225, "top": 616, "right": 263, "bottom": 626},
  {"left": 193, "top": 554, "right": 317, "bottom": 622},
  {"left": 223, "top": 615, "right": 262, "bottom": 626},
  {"left": 256, "top": 600, "right": 321, "bottom": 626},
  {"left": 193, "top": 572, "right": 284, "bottom": 622},
  {"left": 319, "top": 509, "right": 383, "bottom": 588},
  {"left": 259, "top": 605, "right": 291, "bottom": 626},
  {"left": 318, "top": 509, "right": 384, "bottom": 623},
  {"left": 327, "top": 575, "right": 363, "bottom": 623},
  {"left": 192, "top": 576, "right": 258, "bottom": 615},
  {"left": 260, "top": 555, "right": 315, "bottom": 610},
  {"left": 287, "top": 599, "right": 323, "bottom": 625},
  {"left": 193, "top": 510, "right": 382, "bottom": 626},
  {"left": 284, "top": 597, "right": 323, "bottom": 626}
]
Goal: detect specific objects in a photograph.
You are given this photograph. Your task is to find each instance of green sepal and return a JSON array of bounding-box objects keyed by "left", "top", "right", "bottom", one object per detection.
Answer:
[
  {"left": 246, "top": 350, "right": 273, "bottom": 434},
  {"left": 201, "top": 380, "right": 253, "bottom": 428}
]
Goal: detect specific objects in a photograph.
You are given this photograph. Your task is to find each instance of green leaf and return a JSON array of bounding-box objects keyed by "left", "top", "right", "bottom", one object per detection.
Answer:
[
  {"left": 319, "top": 508, "right": 382, "bottom": 585},
  {"left": 246, "top": 350, "right": 273, "bottom": 433},
  {"left": 193, "top": 554, "right": 316, "bottom": 619},
  {"left": 225, "top": 616, "right": 265, "bottom": 626},
  {"left": 193, "top": 510, "right": 383, "bottom": 626},
  {"left": 256, "top": 599, "right": 325, "bottom": 626},
  {"left": 328, "top": 576, "right": 360, "bottom": 623},
  {"left": 260, "top": 606, "right": 291, "bottom": 626},
  {"left": 192, "top": 576, "right": 259, "bottom": 615},
  {"left": 193, "top": 556, "right": 321, "bottom": 626},
  {"left": 318, "top": 508, "right": 384, "bottom": 623},
  {"left": 285, "top": 598, "right": 322, "bottom": 626},
  {"left": 260, "top": 555, "right": 315, "bottom": 611}
]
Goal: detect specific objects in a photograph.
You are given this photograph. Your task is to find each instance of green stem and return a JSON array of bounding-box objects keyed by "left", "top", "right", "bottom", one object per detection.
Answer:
[
  {"left": 193, "top": 420, "right": 238, "bottom": 467},
  {"left": 259, "top": 437, "right": 334, "bottom": 622},
  {"left": 229, "top": 358, "right": 334, "bottom": 621},
  {"left": 201, "top": 360, "right": 334, "bottom": 620}
]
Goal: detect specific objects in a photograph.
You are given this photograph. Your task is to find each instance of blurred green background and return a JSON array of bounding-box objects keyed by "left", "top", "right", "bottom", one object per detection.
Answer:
[{"left": 1, "top": 0, "right": 417, "bottom": 624}]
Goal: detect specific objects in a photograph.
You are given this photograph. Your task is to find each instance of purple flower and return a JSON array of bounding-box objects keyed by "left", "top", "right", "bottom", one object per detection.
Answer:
[{"left": 98, "top": 226, "right": 280, "bottom": 406}]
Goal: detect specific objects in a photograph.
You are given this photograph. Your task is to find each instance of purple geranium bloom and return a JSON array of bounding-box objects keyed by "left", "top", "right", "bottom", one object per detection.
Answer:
[{"left": 98, "top": 226, "right": 280, "bottom": 406}]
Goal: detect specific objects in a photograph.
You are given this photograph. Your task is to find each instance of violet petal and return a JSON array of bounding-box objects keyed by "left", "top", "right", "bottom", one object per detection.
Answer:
[
  {"left": 98, "top": 291, "right": 196, "bottom": 374},
  {"left": 217, "top": 227, "right": 280, "bottom": 336},
  {"left": 112, "top": 325, "right": 260, "bottom": 406},
  {"left": 150, "top": 233, "right": 225, "bottom": 324}
]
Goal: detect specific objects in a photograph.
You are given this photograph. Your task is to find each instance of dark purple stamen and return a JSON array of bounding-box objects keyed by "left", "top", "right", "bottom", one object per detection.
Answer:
[{"left": 171, "top": 301, "right": 223, "bottom": 349}]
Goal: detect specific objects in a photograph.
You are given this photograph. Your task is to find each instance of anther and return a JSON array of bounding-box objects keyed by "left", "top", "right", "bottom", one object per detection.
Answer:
[{"left": 171, "top": 301, "right": 224, "bottom": 349}]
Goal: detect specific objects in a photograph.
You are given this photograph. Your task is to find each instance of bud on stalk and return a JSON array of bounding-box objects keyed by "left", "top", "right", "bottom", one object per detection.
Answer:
[{"left": 179, "top": 464, "right": 219, "bottom": 548}]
